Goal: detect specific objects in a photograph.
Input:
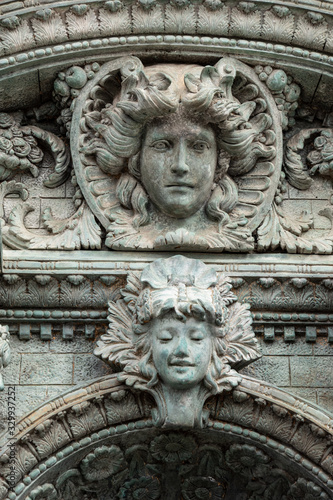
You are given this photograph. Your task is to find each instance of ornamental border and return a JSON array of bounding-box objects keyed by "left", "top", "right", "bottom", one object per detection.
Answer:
[{"left": 1, "top": 374, "right": 333, "bottom": 499}]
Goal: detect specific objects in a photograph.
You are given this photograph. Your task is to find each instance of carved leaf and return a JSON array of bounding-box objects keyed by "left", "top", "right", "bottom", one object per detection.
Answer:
[
  {"left": 67, "top": 403, "right": 105, "bottom": 438},
  {"left": 257, "top": 202, "right": 333, "bottom": 254},
  {"left": 126, "top": 444, "right": 149, "bottom": 478},
  {"left": 27, "top": 125, "right": 71, "bottom": 188},
  {"left": 256, "top": 409, "right": 292, "bottom": 442},
  {"left": 33, "top": 421, "right": 70, "bottom": 459},
  {"left": 282, "top": 282, "right": 317, "bottom": 311},
  {"left": 2, "top": 445, "right": 38, "bottom": 481},
  {"left": 0, "top": 20, "right": 35, "bottom": 54},
  {"left": 92, "top": 281, "right": 120, "bottom": 308},
  {"left": 25, "top": 279, "right": 59, "bottom": 307},
  {"left": 94, "top": 300, "right": 136, "bottom": 367},
  {"left": 104, "top": 392, "right": 141, "bottom": 424},
  {"left": 229, "top": 9, "right": 261, "bottom": 38},
  {"left": 283, "top": 128, "right": 322, "bottom": 190},
  {"left": 276, "top": 204, "right": 312, "bottom": 236},
  {"left": 250, "top": 282, "right": 283, "bottom": 310},
  {"left": 121, "top": 272, "right": 142, "bottom": 313},
  {"left": 262, "top": 11, "right": 295, "bottom": 42},
  {"left": 132, "top": 5, "right": 163, "bottom": 33},
  {"left": 0, "top": 279, "right": 27, "bottom": 307},
  {"left": 294, "top": 16, "right": 328, "bottom": 50},
  {"left": 31, "top": 13, "right": 67, "bottom": 45},
  {"left": 223, "top": 302, "right": 261, "bottom": 368},
  {"left": 164, "top": 5, "right": 197, "bottom": 32},
  {"left": 60, "top": 280, "right": 92, "bottom": 307},
  {"left": 290, "top": 425, "right": 328, "bottom": 463},
  {"left": 66, "top": 9, "right": 100, "bottom": 39},
  {"left": 197, "top": 5, "right": 229, "bottom": 35},
  {"left": 98, "top": 8, "right": 131, "bottom": 35},
  {"left": 2, "top": 202, "right": 102, "bottom": 251}
]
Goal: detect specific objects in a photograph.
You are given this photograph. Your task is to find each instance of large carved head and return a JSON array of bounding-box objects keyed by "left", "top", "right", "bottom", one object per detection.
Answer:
[
  {"left": 94, "top": 255, "right": 261, "bottom": 426},
  {"left": 75, "top": 57, "right": 280, "bottom": 250}
]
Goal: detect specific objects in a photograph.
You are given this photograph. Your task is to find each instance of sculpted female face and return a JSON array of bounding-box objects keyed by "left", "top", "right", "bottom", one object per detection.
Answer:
[
  {"left": 140, "top": 115, "right": 217, "bottom": 219},
  {"left": 150, "top": 313, "right": 213, "bottom": 390}
]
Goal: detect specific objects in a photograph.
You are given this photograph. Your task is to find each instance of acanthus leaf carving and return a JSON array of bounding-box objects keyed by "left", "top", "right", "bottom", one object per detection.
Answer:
[
  {"left": 262, "top": 8, "right": 295, "bottom": 43},
  {"left": 2, "top": 201, "right": 102, "bottom": 251},
  {"left": 31, "top": 11, "right": 67, "bottom": 45},
  {"left": 65, "top": 8, "right": 100, "bottom": 39},
  {"left": 98, "top": 7, "right": 131, "bottom": 35},
  {"left": 0, "top": 19, "right": 35, "bottom": 55}
]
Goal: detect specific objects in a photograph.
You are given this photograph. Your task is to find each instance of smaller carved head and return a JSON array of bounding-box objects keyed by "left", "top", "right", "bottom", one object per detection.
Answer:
[
  {"left": 95, "top": 256, "right": 260, "bottom": 403},
  {"left": 132, "top": 256, "right": 235, "bottom": 393}
]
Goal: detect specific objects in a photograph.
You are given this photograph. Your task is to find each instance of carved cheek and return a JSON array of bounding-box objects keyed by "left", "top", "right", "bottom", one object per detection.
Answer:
[{"left": 152, "top": 341, "right": 171, "bottom": 372}]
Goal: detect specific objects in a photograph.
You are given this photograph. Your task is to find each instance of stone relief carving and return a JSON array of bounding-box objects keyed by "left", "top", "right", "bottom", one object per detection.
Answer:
[
  {"left": 0, "top": 325, "right": 10, "bottom": 391},
  {"left": 72, "top": 55, "right": 281, "bottom": 251},
  {"left": 0, "top": 112, "right": 69, "bottom": 185},
  {"left": 0, "top": 56, "right": 332, "bottom": 253},
  {"left": 22, "top": 439, "right": 331, "bottom": 500},
  {"left": 1, "top": 0, "right": 333, "bottom": 63},
  {"left": 2, "top": 371, "right": 333, "bottom": 499},
  {"left": 94, "top": 255, "right": 261, "bottom": 427}
]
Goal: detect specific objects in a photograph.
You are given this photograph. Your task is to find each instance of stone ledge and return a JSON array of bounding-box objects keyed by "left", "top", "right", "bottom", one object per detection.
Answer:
[{"left": 3, "top": 250, "right": 333, "bottom": 278}]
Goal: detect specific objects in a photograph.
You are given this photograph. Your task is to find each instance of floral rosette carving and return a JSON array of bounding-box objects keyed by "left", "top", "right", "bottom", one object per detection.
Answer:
[
  {"left": 118, "top": 476, "right": 160, "bottom": 500},
  {"left": 181, "top": 476, "right": 226, "bottom": 500},
  {"left": 79, "top": 445, "right": 126, "bottom": 481},
  {"left": 150, "top": 433, "right": 197, "bottom": 463},
  {"left": 31, "top": 438, "right": 332, "bottom": 500},
  {"left": 94, "top": 255, "right": 261, "bottom": 427}
]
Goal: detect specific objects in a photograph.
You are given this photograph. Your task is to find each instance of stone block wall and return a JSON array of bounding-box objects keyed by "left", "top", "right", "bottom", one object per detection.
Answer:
[
  {"left": 1, "top": 331, "right": 332, "bottom": 434},
  {"left": 243, "top": 336, "right": 333, "bottom": 410}
]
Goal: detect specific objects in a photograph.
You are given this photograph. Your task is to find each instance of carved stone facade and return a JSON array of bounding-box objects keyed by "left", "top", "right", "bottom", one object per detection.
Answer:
[{"left": 0, "top": 0, "right": 333, "bottom": 498}]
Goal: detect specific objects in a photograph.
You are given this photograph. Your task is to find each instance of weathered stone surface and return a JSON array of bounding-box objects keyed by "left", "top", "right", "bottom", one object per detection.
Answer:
[
  {"left": 241, "top": 355, "right": 290, "bottom": 386},
  {"left": 0, "top": 3, "right": 332, "bottom": 498},
  {"left": 290, "top": 356, "right": 333, "bottom": 387},
  {"left": 73, "top": 353, "right": 112, "bottom": 384},
  {"left": 260, "top": 337, "right": 313, "bottom": 356},
  {"left": 20, "top": 353, "right": 73, "bottom": 385},
  {"left": 50, "top": 334, "right": 95, "bottom": 353}
]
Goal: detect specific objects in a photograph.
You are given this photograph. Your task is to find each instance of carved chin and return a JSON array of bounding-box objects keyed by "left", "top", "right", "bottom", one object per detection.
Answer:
[{"left": 151, "top": 191, "right": 207, "bottom": 219}]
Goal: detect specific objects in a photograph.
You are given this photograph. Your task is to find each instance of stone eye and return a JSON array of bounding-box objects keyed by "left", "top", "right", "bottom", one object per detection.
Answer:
[
  {"left": 157, "top": 331, "right": 173, "bottom": 342},
  {"left": 190, "top": 332, "right": 205, "bottom": 341},
  {"left": 192, "top": 141, "right": 208, "bottom": 153},
  {"left": 151, "top": 140, "right": 170, "bottom": 151}
]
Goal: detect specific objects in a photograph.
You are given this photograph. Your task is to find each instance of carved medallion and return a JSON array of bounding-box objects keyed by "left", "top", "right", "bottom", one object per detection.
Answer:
[{"left": 71, "top": 56, "right": 282, "bottom": 251}]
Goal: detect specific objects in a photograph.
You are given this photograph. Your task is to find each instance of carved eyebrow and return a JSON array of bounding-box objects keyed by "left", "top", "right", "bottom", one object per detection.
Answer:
[
  {"left": 156, "top": 329, "right": 175, "bottom": 338},
  {"left": 189, "top": 330, "right": 208, "bottom": 338}
]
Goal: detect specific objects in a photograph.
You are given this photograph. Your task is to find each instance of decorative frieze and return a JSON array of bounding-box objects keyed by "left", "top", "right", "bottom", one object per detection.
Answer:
[{"left": 1, "top": 374, "right": 333, "bottom": 500}]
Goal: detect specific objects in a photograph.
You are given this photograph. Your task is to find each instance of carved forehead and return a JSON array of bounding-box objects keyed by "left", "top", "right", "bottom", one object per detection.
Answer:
[
  {"left": 149, "top": 311, "right": 215, "bottom": 326},
  {"left": 143, "top": 113, "right": 216, "bottom": 140}
]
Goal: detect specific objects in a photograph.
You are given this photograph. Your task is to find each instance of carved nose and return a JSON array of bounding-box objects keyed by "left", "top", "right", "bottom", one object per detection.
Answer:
[
  {"left": 170, "top": 142, "right": 189, "bottom": 175},
  {"left": 173, "top": 337, "right": 189, "bottom": 357}
]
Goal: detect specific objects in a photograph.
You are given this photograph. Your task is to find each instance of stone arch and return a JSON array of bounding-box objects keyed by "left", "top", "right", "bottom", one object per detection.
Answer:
[{"left": 1, "top": 374, "right": 333, "bottom": 499}]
